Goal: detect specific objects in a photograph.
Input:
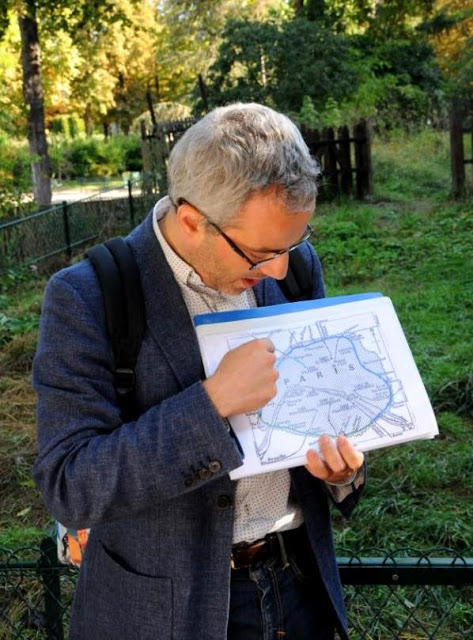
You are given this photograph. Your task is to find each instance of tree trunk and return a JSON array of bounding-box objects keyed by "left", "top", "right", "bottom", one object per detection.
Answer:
[
  {"left": 18, "top": 1, "right": 52, "bottom": 207},
  {"left": 293, "top": 0, "right": 304, "bottom": 15},
  {"left": 84, "top": 103, "right": 93, "bottom": 136}
]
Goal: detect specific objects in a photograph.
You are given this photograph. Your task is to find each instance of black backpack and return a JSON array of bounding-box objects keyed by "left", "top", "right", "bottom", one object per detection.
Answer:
[{"left": 85, "top": 237, "right": 313, "bottom": 422}]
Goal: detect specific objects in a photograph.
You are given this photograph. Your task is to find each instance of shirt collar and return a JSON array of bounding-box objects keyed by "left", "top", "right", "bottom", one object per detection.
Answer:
[{"left": 152, "top": 196, "right": 210, "bottom": 289}]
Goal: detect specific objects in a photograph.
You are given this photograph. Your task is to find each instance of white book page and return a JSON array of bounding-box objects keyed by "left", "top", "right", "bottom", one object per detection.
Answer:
[{"left": 195, "top": 296, "right": 438, "bottom": 480}]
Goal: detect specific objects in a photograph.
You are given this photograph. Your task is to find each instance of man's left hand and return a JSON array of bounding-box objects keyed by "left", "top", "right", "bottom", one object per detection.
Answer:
[{"left": 305, "top": 435, "right": 364, "bottom": 484}]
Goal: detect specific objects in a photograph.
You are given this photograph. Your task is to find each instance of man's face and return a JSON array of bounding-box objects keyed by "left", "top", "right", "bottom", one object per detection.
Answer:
[{"left": 189, "top": 190, "right": 314, "bottom": 295}]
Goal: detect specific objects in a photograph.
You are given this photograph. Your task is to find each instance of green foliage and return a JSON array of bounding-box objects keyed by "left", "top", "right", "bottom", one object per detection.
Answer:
[
  {"left": 49, "top": 134, "right": 142, "bottom": 179},
  {"left": 0, "top": 313, "right": 39, "bottom": 346},
  {"left": 207, "top": 18, "right": 354, "bottom": 115},
  {"left": 0, "top": 133, "right": 34, "bottom": 219},
  {"left": 206, "top": 14, "right": 444, "bottom": 129},
  {"left": 0, "top": 525, "right": 47, "bottom": 551},
  {"left": 130, "top": 102, "right": 192, "bottom": 135},
  {"left": 298, "top": 96, "right": 345, "bottom": 129},
  {"left": 371, "top": 127, "right": 451, "bottom": 199},
  {"left": 50, "top": 114, "right": 86, "bottom": 139},
  {"left": 273, "top": 18, "right": 354, "bottom": 114},
  {"left": 0, "top": 268, "right": 43, "bottom": 348}
]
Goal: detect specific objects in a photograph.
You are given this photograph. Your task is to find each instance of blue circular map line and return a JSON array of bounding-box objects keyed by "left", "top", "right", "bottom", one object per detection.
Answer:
[{"left": 259, "top": 331, "right": 394, "bottom": 438}]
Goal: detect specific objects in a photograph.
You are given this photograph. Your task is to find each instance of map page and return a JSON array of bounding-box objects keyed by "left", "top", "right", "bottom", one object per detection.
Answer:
[{"left": 194, "top": 294, "right": 438, "bottom": 480}]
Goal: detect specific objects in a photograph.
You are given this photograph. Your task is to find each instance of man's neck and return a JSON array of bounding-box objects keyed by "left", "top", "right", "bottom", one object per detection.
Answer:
[{"left": 158, "top": 211, "right": 183, "bottom": 259}]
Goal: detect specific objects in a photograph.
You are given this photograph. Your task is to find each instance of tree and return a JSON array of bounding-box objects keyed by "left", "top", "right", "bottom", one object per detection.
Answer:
[
  {"left": 156, "top": 0, "right": 291, "bottom": 112},
  {"left": 206, "top": 9, "right": 444, "bottom": 129},
  {"left": 0, "top": 17, "right": 23, "bottom": 136},
  {"left": 424, "top": 0, "right": 473, "bottom": 95},
  {"left": 0, "top": 0, "right": 132, "bottom": 206},
  {"left": 206, "top": 18, "right": 353, "bottom": 114},
  {"left": 68, "top": 0, "right": 158, "bottom": 136},
  {"left": 17, "top": 0, "right": 51, "bottom": 205}
]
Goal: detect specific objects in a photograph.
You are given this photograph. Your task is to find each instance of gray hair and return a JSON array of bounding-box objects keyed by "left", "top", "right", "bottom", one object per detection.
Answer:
[{"left": 167, "top": 103, "right": 320, "bottom": 225}]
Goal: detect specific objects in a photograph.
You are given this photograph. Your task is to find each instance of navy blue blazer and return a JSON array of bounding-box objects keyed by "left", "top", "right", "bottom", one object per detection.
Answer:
[{"left": 33, "top": 210, "right": 363, "bottom": 639}]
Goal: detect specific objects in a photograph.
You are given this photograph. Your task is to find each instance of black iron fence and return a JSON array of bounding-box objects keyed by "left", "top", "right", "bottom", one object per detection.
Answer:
[
  {"left": 0, "top": 183, "right": 158, "bottom": 274},
  {"left": 339, "top": 548, "right": 473, "bottom": 639},
  {"left": 1, "top": 538, "right": 472, "bottom": 640}
]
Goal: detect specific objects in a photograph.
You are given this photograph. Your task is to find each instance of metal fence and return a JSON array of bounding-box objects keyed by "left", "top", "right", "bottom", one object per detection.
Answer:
[
  {"left": 0, "top": 183, "right": 158, "bottom": 274},
  {"left": 1, "top": 538, "right": 472, "bottom": 640},
  {"left": 338, "top": 548, "right": 473, "bottom": 639}
]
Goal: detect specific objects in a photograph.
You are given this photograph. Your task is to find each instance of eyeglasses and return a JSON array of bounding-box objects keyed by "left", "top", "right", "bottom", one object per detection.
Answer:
[{"left": 176, "top": 198, "right": 313, "bottom": 271}]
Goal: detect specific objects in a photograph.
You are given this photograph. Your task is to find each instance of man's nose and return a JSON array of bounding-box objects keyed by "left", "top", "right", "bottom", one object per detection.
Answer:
[{"left": 259, "top": 253, "right": 289, "bottom": 280}]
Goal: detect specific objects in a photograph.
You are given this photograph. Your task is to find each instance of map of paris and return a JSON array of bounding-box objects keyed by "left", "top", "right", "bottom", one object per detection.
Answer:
[{"left": 195, "top": 294, "right": 438, "bottom": 479}]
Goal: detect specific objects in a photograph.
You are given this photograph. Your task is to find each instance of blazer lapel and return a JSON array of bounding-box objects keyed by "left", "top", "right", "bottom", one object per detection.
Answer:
[
  {"left": 127, "top": 212, "right": 205, "bottom": 390},
  {"left": 254, "top": 276, "right": 285, "bottom": 308},
  {"left": 126, "top": 211, "right": 286, "bottom": 389}
]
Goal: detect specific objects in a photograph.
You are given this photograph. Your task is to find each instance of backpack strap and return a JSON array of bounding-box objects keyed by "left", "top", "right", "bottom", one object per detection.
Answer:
[
  {"left": 278, "top": 248, "right": 313, "bottom": 302},
  {"left": 85, "top": 237, "right": 310, "bottom": 417},
  {"left": 86, "top": 238, "right": 145, "bottom": 421}
]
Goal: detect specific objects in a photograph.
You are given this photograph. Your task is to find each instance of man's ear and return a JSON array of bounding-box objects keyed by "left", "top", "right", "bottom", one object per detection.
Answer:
[{"left": 176, "top": 202, "right": 205, "bottom": 243}]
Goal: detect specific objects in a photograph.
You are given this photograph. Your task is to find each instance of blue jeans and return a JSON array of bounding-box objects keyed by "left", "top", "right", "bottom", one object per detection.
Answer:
[{"left": 228, "top": 531, "right": 337, "bottom": 639}]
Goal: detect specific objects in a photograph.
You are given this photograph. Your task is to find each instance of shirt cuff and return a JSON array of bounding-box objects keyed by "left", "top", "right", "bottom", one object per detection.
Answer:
[{"left": 324, "top": 466, "right": 365, "bottom": 503}]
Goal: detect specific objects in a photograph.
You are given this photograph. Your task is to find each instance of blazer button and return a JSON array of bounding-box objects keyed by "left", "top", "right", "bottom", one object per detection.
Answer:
[
  {"left": 199, "top": 467, "right": 211, "bottom": 480},
  {"left": 208, "top": 460, "right": 221, "bottom": 474},
  {"left": 216, "top": 495, "right": 232, "bottom": 510}
]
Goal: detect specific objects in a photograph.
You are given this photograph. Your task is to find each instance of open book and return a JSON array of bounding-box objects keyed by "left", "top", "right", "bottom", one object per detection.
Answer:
[{"left": 194, "top": 293, "right": 438, "bottom": 480}]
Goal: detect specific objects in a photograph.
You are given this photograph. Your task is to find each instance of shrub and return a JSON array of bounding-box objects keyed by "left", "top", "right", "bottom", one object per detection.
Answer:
[
  {"left": 0, "top": 134, "right": 33, "bottom": 219},
  {"left": 51, "top": 135, "right": 142, "bottom": 179}
]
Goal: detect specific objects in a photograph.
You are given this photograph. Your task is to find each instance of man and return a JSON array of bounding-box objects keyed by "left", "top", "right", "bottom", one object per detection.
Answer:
[{"left": 33, "top": 103, "right": 365, "bottom": 639}]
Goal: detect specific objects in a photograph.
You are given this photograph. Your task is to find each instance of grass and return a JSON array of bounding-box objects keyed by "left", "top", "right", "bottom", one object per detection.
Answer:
[
  {"left": 0, "top": 270, "right": 49, "bottom": 549},
  {"left": 0, "top": 127, "right": 472, "bottom": 557},
  {"left": 312, "top": 131, "right": 473, "bottom": 553}
]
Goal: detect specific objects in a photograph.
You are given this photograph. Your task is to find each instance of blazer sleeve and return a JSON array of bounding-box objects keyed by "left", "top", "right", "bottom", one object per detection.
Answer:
[{"left": 33, "top": 267, "right": 243, "bottom": 530}]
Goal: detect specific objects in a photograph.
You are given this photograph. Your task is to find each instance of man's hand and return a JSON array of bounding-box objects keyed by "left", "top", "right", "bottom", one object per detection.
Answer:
[
  {"left": 305, "top": 435, "right": 364, "bottom": 484},
  {"left": 203, "top": 338, "right": 278, "bottom": 417}
]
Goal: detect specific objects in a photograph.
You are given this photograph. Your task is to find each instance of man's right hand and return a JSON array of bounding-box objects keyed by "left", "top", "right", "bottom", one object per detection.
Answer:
[{"left": 203, "top": 338, "right": 279, "bottom": 417}]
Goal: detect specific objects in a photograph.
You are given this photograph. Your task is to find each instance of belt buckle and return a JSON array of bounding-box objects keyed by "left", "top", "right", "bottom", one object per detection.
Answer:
[{"left": 231, "top": 539, "right": 267, "bottom": 570}]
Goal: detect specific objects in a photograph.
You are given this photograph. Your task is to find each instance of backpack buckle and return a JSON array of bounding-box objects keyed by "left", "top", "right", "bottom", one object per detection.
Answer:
[{"left": 114, "top": 368, "right": 136, "bottom": 394}]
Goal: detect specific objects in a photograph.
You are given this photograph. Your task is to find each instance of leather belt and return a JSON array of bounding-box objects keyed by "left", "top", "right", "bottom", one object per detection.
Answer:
[{"left": 231, "top": 527, "right": 303, "bottom": 570}]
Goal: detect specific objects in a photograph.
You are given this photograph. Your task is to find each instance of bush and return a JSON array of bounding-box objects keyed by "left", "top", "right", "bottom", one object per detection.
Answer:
[
  {"left": 0, "top": 134, "right": 33, "bottom": 220},
  {"left": 50, "top": 114, "right": 86, "bottom": 139},
  {"left": 50, "top": 135, "right": 142, "bottom": 179}
]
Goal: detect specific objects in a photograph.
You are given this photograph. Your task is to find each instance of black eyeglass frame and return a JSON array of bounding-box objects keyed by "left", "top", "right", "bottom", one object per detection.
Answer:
[{"left": 176, "top": 198, "right": 313, "bottom": 271}]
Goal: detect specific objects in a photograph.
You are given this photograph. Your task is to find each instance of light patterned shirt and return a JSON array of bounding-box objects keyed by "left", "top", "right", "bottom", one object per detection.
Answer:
[{"left": 152, "top": 196, "right": 304, "bottom": 544}]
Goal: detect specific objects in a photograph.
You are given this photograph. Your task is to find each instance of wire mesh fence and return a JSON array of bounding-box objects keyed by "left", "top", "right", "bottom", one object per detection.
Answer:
[
  {"left": 1, "top": 539, "right": 472, "bottom": 640},
  {"left": 0, "top": 538, "right": 75, "bottom": 640},
  {"left": 338, "top": 548, "right": 473, "bottom": 639},
  {"left": 0, "top": 183, "right": 158, "bottom": 274}
]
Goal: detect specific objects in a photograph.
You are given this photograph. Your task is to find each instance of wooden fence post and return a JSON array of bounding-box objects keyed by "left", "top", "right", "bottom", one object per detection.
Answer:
[
  {"left": 152, "top": 126, "right": 168, "bottom": 194},
  {"left": 338, "top": 125, "right": 353, "bottom": 196},
  {"left": 450, "top": 98, "right": 466, "bottom": 198},
  {"left": 198, "top": 74, "right": 209, "bottom": 113},
  {"left": 325, "top": 127, "right": 338, "bottom": 197},
  {"left": 61, "top": 201, "right": 71, "bottom": 258},
  {"left": 354, "top": 120, "right": 372, "bottom": 199},
  {"left": 140, "top": 121, "right": 154, "bottom": 195}
]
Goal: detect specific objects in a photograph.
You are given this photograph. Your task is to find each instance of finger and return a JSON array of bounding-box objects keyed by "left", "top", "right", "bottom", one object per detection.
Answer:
[
  {"left": 336, "top": 435, "right": 364, "bottom": 470},
  {"left": 318, "top": 435, "right": 347, "bottom": 473},
  {"left": 259, "top": 338, "right": 275, "bottom": 353},
  {"left": 305, "top": 448, "right": 331, "bottom": 480}
]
